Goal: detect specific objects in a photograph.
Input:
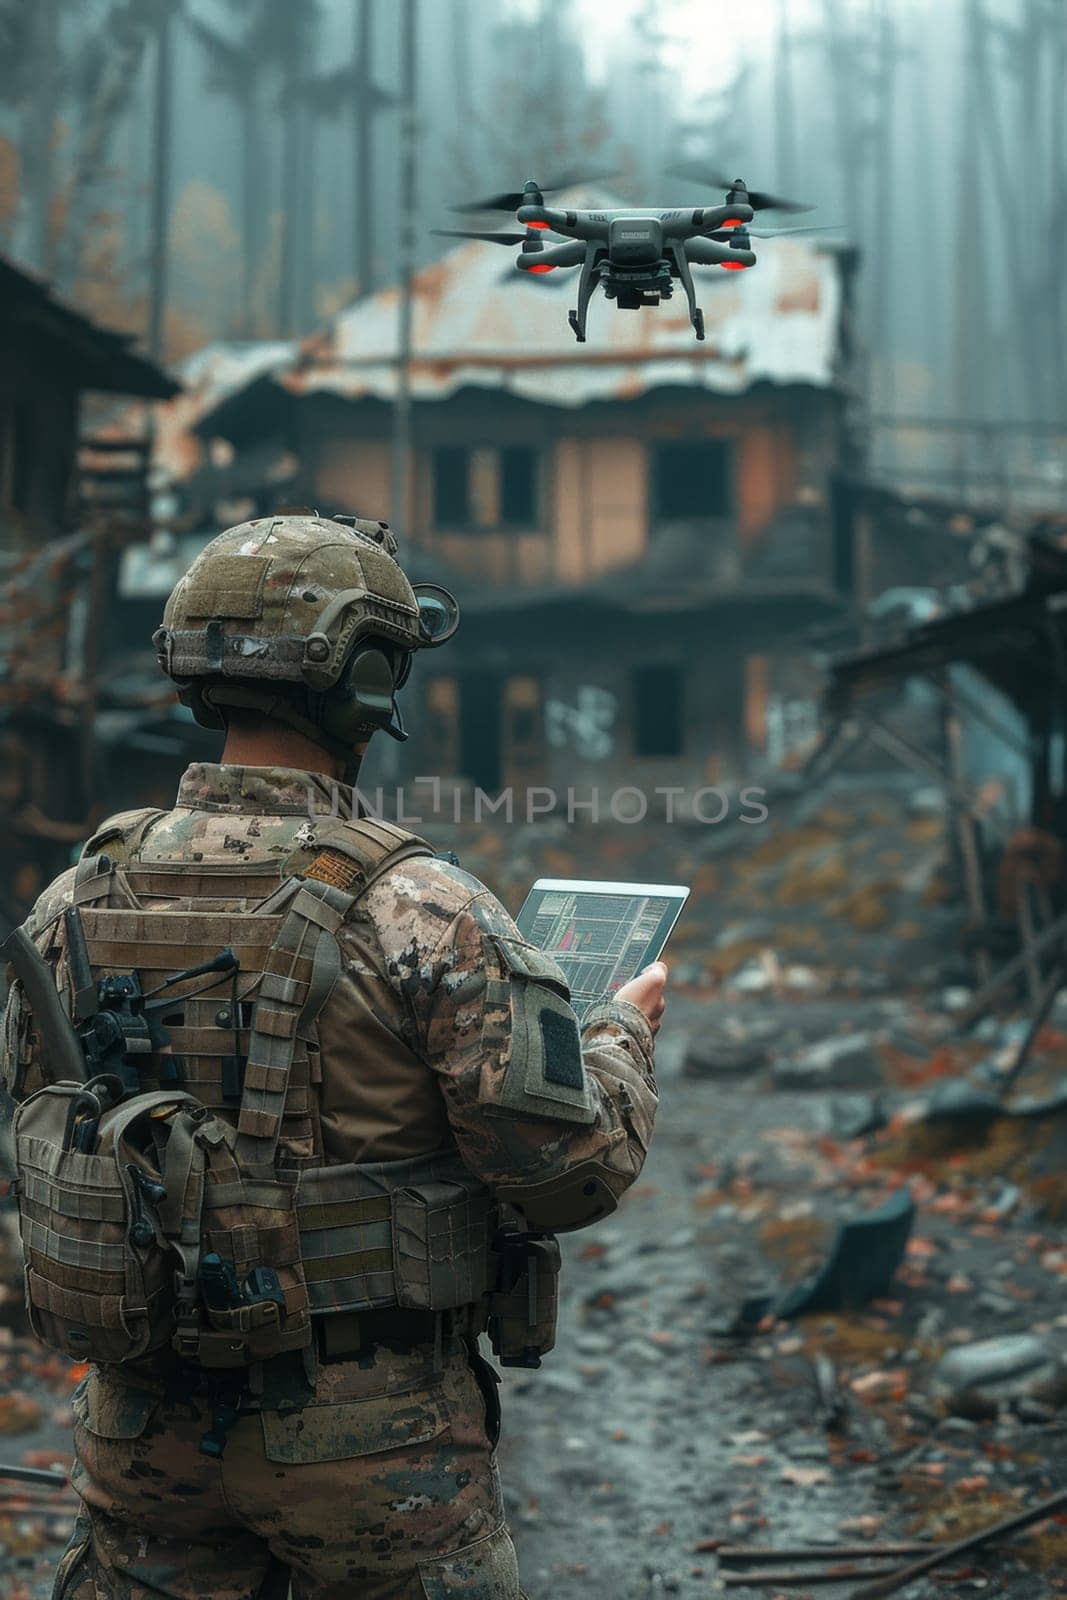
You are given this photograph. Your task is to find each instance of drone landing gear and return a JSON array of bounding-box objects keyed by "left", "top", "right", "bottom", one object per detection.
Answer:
[
  {"left": 568, "top": 246, "right": 601, "bottom": 343},
  {"left": 669, "top": 243, "right": 706, "bottom": 342}
]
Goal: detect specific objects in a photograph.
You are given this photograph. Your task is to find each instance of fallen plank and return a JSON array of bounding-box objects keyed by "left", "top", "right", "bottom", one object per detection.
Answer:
[{"left": 719, "top": 1543, "right": 933, "bottom": 1565}]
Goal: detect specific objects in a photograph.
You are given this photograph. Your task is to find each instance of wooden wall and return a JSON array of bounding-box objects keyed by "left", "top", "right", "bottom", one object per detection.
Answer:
[{"left": 299, "top": 385, "right": 830, "bottom": 593}]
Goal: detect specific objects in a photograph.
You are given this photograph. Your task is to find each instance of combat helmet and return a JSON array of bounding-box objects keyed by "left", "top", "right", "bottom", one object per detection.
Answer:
[{"left": 153, "top": 511, "right": 458, "bottom": 764}]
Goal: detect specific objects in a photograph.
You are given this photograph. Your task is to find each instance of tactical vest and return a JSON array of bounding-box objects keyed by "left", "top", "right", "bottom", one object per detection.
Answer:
[{"left": 10, "top": 813, "right": 498, "bottom": 1370}]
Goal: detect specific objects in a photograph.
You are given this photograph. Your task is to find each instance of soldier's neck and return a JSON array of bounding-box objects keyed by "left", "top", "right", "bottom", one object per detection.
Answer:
[{"left": 220, "top": 722, "right": 347, "bottom": 782}]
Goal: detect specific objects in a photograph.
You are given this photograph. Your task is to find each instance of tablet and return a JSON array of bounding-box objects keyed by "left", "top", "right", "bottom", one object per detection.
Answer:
[{"left": 515, "top": 878, "right": 689, "bottom": 1019}]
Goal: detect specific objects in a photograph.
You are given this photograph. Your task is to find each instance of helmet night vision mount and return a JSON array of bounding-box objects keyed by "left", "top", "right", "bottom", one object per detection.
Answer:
[
  {"left": 434, "top": 167, "right": 839, "bottom": 343},
  {"left": 154, "top": 511, "right": 459, "bottom": 767}
]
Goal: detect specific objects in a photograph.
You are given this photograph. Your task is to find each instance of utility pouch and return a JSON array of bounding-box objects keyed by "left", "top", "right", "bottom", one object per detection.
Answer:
[
  {"left": 487, "top": 1223, "right": 560, "bottom": 1369},
  {"left": 12, "top": 1078, "right": 201, "bottom": 1364},
  {"left": 178, "top": 1132, "right": 311, "bottom": 1369}
]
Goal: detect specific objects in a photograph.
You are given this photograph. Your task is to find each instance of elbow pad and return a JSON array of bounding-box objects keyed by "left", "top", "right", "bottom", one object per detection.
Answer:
[{"left": 493, "top": 1159, "right": 624, "bottom": 1233}]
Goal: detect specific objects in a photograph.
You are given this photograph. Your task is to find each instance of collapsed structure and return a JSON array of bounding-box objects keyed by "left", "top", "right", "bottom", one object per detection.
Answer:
[{"left": 0, "top": 255, "right": 178, "bottom": 919}]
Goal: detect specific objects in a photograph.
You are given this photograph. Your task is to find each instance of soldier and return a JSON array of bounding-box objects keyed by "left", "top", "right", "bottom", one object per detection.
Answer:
[{"left": 2, "top": 513, "right": 665, "bottom": 1600}]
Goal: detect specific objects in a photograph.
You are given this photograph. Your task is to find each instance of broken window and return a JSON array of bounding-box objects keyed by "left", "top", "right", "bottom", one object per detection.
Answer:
[
  {"left": 432, "top": 445, "right": 538, "bottom": 530},
  {"left": 632, "top": 664, "right": 683, "bottom": 757},
  {"left": 432, "top": 446, "right": 471, "bottom": 526},
  {"left": 654, "top": 439, "right": 731, "bottom": 519}
]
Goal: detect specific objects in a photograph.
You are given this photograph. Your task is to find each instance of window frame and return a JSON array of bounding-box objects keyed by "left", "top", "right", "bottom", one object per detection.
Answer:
[
  {"left": 430, "top": 443, "right": 540, "bottom": 533},
  {"left": 651, "top": 436, "right": 734, "bottom": 521}
]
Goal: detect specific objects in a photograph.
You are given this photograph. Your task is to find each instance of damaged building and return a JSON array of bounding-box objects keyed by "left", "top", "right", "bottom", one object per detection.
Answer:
[
  {"left": 821, "top": 513, "right": 1067, "bottom": 1009},
  {"left": 131, "top": 202, "right": 861, "bottom": 802}
]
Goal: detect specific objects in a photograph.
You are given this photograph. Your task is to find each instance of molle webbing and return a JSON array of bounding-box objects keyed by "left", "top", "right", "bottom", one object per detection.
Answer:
[
  {"left": 287, "top": 1151, "right": 497, "bottom": 1315},
  {"left": 234, "top": 878, "right": 351, "bottom": 1164}
]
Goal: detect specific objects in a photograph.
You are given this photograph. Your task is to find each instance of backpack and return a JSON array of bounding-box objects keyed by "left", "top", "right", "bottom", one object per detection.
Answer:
[{"left": 8, "top": 815, "right": 497, "bottom": 1369}]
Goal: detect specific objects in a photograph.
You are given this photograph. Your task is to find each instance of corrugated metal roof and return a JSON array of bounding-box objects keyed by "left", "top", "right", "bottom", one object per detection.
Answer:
[
  {"left": 151, "top": 340, "right": 297, "bottom": 481},
  {"left": 285, "top": 189, "right": 847, "bottom": 408}
]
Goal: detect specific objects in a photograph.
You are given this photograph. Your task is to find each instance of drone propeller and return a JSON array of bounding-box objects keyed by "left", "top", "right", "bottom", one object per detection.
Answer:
[
  {"left": 499, "top": 263, "right": 570, "bottom": 287},
  {"left": 705, "top": 223, "right": 842, "bottom": 241},
  {"left": 451, "top": 167, "right": 617, "bottom": 213},
  {"left": 431, "top": 229, "right": 530, "bottom": 246},
  {"left": 670, "top": 164, "right": 813, "bottom": 214}
]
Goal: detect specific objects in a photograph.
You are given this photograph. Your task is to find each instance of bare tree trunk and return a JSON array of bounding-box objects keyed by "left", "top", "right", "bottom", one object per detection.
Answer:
[
  {"left": 391, "top": 0, "right": 418, "bottom": 534},
  {"left": 954, "top": 0, "right": 990, "bottom": 449},
  {"left": 239, "top": 88, "right": 260, "bottom": 336},
  {"left": 355, "top": 0, "right": 374, "bottom": 296},
  {"left": 279, "top": 53, "right": 303, "bottom": 335},
  {"left": 16, "top": 0, "right": 59, "bottom": 272},
  {"left": 147, "top": 1, "right": 173, "bottom": 361},
  {"left": 872, "top": 0, "right": 895, "bottom": 414},
  {"left": 774, "top": 0, "right": 795, "bottom": 195},
  {"left": 55, "top": 0, "right": 160, "bottom": 291},
  {"left": 451, "top": 0, "right": 476, "bottom": 193}
]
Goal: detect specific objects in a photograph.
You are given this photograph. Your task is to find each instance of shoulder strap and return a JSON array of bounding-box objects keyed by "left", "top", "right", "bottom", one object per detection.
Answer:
[
  {"left": 294, "top": 816, "right": 433, "bottom": 896},
  {"left": 235, "top": 878, "right": 354, "bottom": 1171},
  {"left": 82, "top": 808, "right": 166, "bottom": 865}
]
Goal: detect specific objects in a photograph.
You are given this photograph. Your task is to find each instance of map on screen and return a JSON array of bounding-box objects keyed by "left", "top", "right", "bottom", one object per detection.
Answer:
[{"left": 515, "top": 878, "right": 689, "bottom": 1019}]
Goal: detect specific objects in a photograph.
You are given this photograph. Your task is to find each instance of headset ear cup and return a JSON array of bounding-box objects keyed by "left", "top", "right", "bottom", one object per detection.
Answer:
[{"left": 318, "top": 647, "right": 399, "bottom": 749}]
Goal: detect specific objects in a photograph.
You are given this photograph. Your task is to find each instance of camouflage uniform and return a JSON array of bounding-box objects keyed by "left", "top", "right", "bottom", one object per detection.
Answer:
[{"left": 14, "top": 763, "right": 658, "bottom": 1600}]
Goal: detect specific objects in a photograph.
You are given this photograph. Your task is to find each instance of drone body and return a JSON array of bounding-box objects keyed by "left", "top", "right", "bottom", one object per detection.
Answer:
[{"left": 433, "top": 173, "right": 831, "bottom": 342}]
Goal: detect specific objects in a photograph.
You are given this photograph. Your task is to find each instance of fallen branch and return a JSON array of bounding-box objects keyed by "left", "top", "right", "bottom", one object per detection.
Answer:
[
  {"left": 849, "top": 1486, "right": 1067, "bottom": 1600},
  {"left": 724, "top": 1565, "right": 902, "bottom": 1588}
]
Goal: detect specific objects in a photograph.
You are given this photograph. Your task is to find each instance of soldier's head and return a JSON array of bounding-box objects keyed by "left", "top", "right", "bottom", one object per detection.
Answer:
[{"left": 153, "top": 512, "right": 458, "bottom": 778}]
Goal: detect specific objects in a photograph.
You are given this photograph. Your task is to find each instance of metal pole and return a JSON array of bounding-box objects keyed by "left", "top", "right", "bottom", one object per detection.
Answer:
[
  {"left": 147, "top": 2, "right": 173, "bottom": 361},
  {"left": 391, "top": 0, "right": 418, "bottom": 535}
]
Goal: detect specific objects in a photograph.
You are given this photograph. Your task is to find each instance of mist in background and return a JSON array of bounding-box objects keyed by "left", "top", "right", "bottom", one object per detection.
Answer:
[{"left": 0, "top": 0, "right": 1063, "bottom": 443}]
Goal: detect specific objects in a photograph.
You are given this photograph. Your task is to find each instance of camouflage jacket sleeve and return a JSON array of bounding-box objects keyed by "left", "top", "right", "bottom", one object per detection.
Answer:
[{"left": 365, "top": 859, "right": 658, "bottom": 1233}]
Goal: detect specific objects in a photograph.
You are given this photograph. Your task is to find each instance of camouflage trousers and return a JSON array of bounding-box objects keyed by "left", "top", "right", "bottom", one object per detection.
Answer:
[{"left": 54, "top": 1338, "right": 523, "bottom": 1600}]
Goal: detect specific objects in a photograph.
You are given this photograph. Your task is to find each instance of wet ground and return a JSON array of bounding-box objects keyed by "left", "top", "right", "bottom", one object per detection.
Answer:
[
  {"left": 502, "top": 989, "right": 1067, "bottom": 1599},
  {"left": 3, "top": 773, "right": 1066, "bottom": 1597}
]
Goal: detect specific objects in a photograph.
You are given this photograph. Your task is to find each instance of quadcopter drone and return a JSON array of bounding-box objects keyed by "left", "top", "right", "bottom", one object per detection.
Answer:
[{"left": 433, "top": 168, "right": 835, "bottom": 342}]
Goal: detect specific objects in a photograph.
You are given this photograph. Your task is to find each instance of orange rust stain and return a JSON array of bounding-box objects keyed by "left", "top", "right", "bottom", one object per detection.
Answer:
[
  {"left": 413, "top": 258, "right": 452, "bottom": 309},
  {"left": 776, "top": 277, "right": 820, "bottom": 314}
]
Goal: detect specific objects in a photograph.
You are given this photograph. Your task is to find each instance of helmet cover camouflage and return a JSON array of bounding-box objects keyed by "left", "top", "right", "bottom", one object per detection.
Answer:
[{"left": 153, "top": 512, "right": 458, "bottom": 749}]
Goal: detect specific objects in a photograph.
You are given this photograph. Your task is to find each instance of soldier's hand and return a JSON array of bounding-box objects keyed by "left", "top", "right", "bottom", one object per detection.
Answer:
[{"left": 615, "top": 961, "right": 668, "bottom": 1036}]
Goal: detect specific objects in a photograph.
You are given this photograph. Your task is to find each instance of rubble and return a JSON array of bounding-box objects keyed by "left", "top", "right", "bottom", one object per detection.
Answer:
[
  {"left": 931, "top": 1336, "right": 1067, "bottom": 1420},
  {"left": 773, "top": 1035, "right": 883, "bottom": 1092}
]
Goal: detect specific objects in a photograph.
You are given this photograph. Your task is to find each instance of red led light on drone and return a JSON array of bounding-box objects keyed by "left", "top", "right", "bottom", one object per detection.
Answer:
[
  {"left": 720, "top": 217, "right": 742, "bottom": 229},
  {"left": 525, "top": 219, "right": 550, "bottom": 230},
  {"left": 527, "top": 263, "right": 555, "bottom": 273},
  {"left": 721, "top": 260, "right": 750, "bottom": 270}
]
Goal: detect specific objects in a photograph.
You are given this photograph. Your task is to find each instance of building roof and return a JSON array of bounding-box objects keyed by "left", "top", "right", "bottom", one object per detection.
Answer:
[
  {"left": 152, "top": 340, "right": 298, "bottom": 484},
  {"left": 190, "top": 190, "right": 850, "bottom": 443},
  {"left": 0, "top": 254, "right": 179, "bottom": 400}
]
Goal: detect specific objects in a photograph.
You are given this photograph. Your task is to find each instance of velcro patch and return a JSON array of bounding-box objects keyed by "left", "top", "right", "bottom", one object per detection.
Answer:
[{"left": 539, "top": 1008, "right": 584, "bottom": 1089}]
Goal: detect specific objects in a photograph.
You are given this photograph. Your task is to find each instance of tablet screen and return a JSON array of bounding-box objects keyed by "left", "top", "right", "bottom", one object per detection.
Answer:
[{"left": 515, "top": 878, "right": 689, "bottom": 1019}]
